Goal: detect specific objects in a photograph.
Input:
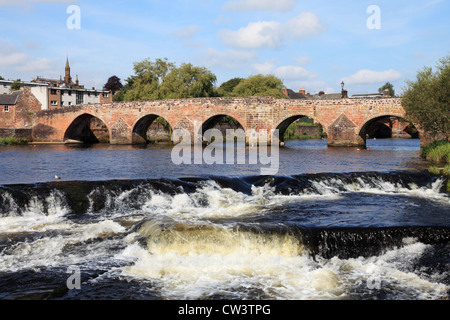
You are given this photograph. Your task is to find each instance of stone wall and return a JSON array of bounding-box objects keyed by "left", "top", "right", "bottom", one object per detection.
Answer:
[{"left": 31, "top": 96, "right": 410, "bottom": 147}]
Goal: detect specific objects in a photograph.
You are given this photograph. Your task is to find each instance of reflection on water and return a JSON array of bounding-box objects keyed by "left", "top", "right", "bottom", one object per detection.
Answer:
[{"left": 0, "top": 139, "right": 426, "bottom": 185}]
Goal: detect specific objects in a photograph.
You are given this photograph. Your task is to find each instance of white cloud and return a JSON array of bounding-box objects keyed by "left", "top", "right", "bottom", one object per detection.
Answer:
[
  {"left": 202, "top": 48, "right": 257, "bottom": 70},
  {"left": 343, "top": 69, "right": 402, "bottom": 85},
  {"left": 0, "top": 42, "right": 56, "bottom": 76},
  {"left": 220, "top": 21, "right": 282, "bottom": 49},
  {"left": 171, "top": 25, "right": 203, "bottom": 39},
  {"left": 251, "top": 62, "right": 317, "bottom": 81},
  {"left": 219, "top": 12, "right": 323, "bottom": 49},
  {"left": 285, "top": 12, "right": 323, "bottom": 39},
  {"left": 223, "top": 0, "right": 297, "bottom": 12}
]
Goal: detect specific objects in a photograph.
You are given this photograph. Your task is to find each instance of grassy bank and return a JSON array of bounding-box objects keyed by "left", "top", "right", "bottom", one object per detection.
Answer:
[
  {"left": 422, "top": 140, "right": 450, "bottom": 192},
  {"left": 0, "top": 136, "right": 29, "bottom": 146}
]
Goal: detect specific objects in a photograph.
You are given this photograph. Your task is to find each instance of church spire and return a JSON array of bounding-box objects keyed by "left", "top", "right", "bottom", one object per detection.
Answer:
[{"left": 64, "top": 56, "right": 72, "bottom": 85}]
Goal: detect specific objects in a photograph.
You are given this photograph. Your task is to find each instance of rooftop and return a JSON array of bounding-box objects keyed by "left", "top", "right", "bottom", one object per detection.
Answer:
[{"left": 0, "top": 91, "right": 24, "bottom": 105}]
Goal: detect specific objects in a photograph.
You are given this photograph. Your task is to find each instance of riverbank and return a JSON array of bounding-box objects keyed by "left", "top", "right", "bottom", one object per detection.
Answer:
[
  {"left": 0, "top": 136, "right": 29, "bottom": 146},
  {"left": 422, "top": 140, "right": 450, "bottom": 191}
]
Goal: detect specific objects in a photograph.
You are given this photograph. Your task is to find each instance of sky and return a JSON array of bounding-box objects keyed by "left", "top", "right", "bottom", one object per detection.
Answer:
[{"left": 0, "top": 0, "right": 449, "bottom": 95}]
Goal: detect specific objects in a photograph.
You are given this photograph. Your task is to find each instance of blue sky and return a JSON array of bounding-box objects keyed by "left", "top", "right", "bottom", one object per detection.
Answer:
[{"left": 0, "top": 0, "right": 449, "bottom": 95}]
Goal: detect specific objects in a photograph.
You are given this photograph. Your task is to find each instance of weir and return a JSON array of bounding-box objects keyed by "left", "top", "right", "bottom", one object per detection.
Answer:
[{"left": 0, "top": 170, "right": 448, "bottom": 300}]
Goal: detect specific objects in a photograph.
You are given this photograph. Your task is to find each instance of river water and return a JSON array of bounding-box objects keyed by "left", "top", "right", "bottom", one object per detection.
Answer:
[{"left": 0, "top": 138, "right": 448, "bottom": 300}]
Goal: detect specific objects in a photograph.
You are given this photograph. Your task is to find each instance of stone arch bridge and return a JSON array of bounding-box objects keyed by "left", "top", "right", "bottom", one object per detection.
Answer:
[{"left": 32, "top": 96, "right": 415, "bottom": 147}]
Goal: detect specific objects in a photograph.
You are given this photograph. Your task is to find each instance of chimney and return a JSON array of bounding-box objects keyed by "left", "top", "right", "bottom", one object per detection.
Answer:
[
  {"left": 318, "top": 91, "right": 325, "bottom": 96},
  {"left": 282, "top": 89, "right": 289, "bottom": 97},
  {"left": 341, "top": 90, "right": 348, "bottom": 99},
  {"left": 299, "top": 88, "right": 306, "bottom": 95}
]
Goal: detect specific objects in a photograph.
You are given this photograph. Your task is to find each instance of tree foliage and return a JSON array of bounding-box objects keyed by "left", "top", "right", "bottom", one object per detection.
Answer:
[
  {"left": 378, "top": 82, "right": 395, "bottom": 97},
  {"left": 402, "top": 55, "right": 450, "bottom": 140},
  {"left": 103, "top": 75, "right": 123, "bottom": 95},
  {"left": 231, "top": 74, "right": 286, "bottom": 99},
  {"left": 121, "top": 58, "right": 217, "bottom": 101},
  {"left": 217, "top": 77, "right": 244, "bottom": 97},
  {"left": 10, "top": 79, "right": 22, "bottom": 90}
]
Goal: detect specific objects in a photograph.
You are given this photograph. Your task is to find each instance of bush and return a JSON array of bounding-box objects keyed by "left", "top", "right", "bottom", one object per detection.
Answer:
[
  {"left": 0, "top": 136, "right": 29, "bottom": 145},
  {"left": 421, "top": 140, "right": 450, "bottom": 163}
]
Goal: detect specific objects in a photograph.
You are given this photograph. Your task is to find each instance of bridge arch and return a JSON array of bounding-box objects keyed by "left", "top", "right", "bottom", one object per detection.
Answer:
[
  {"left": 275, "top": 115, "right": 327, "bottom": 143},
  {"left": 132, "top": 114, "right": 173, "bottom": 144},
  {"left": 359, "top": 115, "right": 420, "bottom": 143},
  {"left": 64, "top": 113, "right": 109, "bottom": 144},
  {"left": 199, "top": 114, "right": 245, "bottom": 142}
]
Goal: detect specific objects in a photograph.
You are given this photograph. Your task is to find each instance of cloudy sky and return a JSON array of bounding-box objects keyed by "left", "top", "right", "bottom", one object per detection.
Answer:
[{"left": 0, "top": 0, "right": 449, "bottom": 95}]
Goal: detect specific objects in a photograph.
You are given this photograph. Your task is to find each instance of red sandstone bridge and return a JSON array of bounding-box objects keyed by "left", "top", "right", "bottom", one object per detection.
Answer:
[{"left": 31, "top": 96, "right": 415, "bottom": 147}]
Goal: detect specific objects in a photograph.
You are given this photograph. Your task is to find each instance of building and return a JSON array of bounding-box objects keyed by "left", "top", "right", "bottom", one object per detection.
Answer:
[
  {"left": 282, "top": 88, "right": 347, "bottom": 100},
  {"left": 0, "top": 87, "right": 43, "bottom": 139},
  {"left": 31, "top": 57, "right": 112, "bottom": 109},
  {"left": 0, "top": 79, "right": 49, "bottom": 108},
  {"left": 1, "top": 58, "right": 112, "bottom": 110},
  {"left": 1, "top": 58, "right": 113, "bottom": 139}
]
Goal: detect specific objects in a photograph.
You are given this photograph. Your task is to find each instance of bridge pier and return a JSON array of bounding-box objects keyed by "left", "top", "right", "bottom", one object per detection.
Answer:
[{"left": 326, "top": 114, "right": 366, "bottom": 148}]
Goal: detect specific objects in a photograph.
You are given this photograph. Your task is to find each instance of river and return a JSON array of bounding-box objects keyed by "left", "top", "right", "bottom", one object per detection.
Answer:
[{"left": 0, "top": 138, "right": 448, "bottom": 301}]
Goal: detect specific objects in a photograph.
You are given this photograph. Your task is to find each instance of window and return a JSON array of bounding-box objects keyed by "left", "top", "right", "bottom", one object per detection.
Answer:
[
  {"left": 50, "top": 89, "right": 57, "bottom": 95},
  {"left": 102, "top": 93, "right": 109, "bottom": 98},
  {"left": 51, "top": 100, "right": 58, "bottom": 106},
  {"left": 68, "top": 91, "right": 72, "bottom": 96},
  {"left": 4, "top": 106, "right": 9, "bottom": 112},
  {"left": 76, "top": 91, "right": 83, "bottom": 105},
  {"left": 68, "top": 102, "right": 72, "bottom": 106}
]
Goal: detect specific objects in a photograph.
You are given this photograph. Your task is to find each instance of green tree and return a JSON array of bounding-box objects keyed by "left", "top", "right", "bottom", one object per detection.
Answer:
[
  {"left": 124, "top": 58, "right": 175, "bottom": 101},
  {"left": 159, "top": 63, "right": 217, "bottom": 99},
  {"left": 11, "top": 79, "right": 22, "bottom": 90},
  {"left": 402, "top": 55, "right": 450, "bottom": 140},
  {"left": 123, "top": 58, "right": 217, "bottom": 101},
  {"left": 217, "top": 77, "right": 244, "bottom": 97},
  {"left": 378, "top": 82, "right": 395, "bottom": 97},
  {"left": 232, "top": 74, "right": 286, "bottom": 98},
  {"left": 113, "top": 76, "right": 136, "bottom": 102},
  {"left": 0, "top": 76, "right": 4, "bottom": 80}
]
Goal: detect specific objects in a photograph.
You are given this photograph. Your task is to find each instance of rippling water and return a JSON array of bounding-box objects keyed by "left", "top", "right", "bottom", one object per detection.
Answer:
[
  {"left": 0, "top": 139, "right": 448, "bottom": 301},
  {"left": 0, "top": 139, "right": 427, "bottom": 184}
]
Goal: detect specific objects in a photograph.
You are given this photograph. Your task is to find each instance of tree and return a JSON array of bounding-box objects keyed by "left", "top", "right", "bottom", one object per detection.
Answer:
[
  {"left": 232, "top": 74, "right": 286, "bottom": 99},
  {"left": 113, "top": 76, "right": 136, "bottom": 102},
  {"left": 378, "top": 82, "right": 395, "bottom": 97},
  {"left": 10, "top": 79, "right": 22, "bottom": 90},
  {"left": 159, "top": 63, "right": 217, "bottom": 99},
  {"left": 0, "top": 76, "right": 4, "bottom": 80},
  {"left": 103, "top": 75, "right": 123, "bottom": 95},
  {"left": 122, "top": 58, "right": 217, "bottom": 101},
  {"left": 217, "top": 77, "right": 244, "bottom": 97},
  {"left": 402, "top": 55, "right": 450, "bottom": 140}
]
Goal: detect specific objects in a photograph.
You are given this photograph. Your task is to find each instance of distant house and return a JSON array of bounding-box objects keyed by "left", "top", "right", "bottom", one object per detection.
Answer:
[
  {"left": 282, "top": 88, "right": 347, "bottom": 100},
  {"left": 0, "top": 88, "right": 42, "bottom": 139},
  {"left": 282, "top": 88, "right": 307, "bottom": 99}
]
